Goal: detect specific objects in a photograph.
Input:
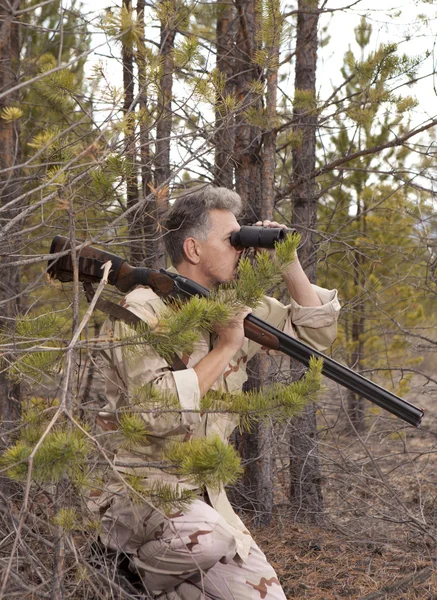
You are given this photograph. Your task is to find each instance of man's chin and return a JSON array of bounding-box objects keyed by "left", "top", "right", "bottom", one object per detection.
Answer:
[{"left": 213, "top": 274, "right": 237, "bottom": 288}]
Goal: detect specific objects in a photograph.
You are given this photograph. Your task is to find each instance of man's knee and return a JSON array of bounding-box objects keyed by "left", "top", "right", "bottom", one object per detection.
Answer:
[{"left": 138, "top": 521, "right": 238, "bottom": 570}]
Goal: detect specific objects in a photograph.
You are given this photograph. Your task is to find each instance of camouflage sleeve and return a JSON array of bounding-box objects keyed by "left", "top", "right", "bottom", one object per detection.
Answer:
[
  {"left": 103, "top": 287, "right": 202, "bottom": 436},
  {"left": 247, "top": 285, "right": 340, "bottom": 359}
]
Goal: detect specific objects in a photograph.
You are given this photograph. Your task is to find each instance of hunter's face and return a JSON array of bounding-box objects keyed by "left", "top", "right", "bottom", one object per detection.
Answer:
[{"left": 198, "top": 209, "right": 242, "bottom": 287}]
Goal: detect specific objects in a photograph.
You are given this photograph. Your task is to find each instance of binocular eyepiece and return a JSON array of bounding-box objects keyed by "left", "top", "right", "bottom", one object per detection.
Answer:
[{"left": 230, "top": 226, "right": 295, "bottom": 249}]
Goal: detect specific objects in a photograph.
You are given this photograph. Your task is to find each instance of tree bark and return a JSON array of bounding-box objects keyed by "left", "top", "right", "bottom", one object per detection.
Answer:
[
  {"left": 347, "top": 198, "right": 366, "bottom": 431},
  {"left": 238, "top": 355, "right": 277, "bottom": 526},
  {"left": 122, "top": 0, "right": 141, "bottom": 266},
  {"left": 261, "top": 0, "right": 280, "bottom": 220},
  {"left": 231, "top": 0, "right": 283, "bottom": 526},
  {"left": 289, "top": 0, "right": 324, "bottom": 521},
  {"left": 137, "top": 0, "right": 155, "bottom": 268},
  {"left": 232, "top": 0, "right": 265, "bottom": 524},
  {"left": 234, "top": 0, "right": 263, "bottom": 221},
  {"left": 214, "top": 1, "right": 237, "bottom": 188},
  {"left": 154, "top": 0, "right": 176, "bottom": 269},
  {"left": 0, "top": 0, "right": 22, "bottom": 433}
]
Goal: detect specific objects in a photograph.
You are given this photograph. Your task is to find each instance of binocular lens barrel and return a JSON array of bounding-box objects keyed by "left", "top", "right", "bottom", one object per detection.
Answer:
[{"left": 230, "top": 226, "right": 292, "bottom": 249}]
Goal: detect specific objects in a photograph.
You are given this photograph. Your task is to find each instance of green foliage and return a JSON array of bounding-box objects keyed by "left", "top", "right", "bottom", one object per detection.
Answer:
[
  {"left": 0, "top": 106, "right": 24, "bottom": 122},
  {"left": 101, "top": 5, "right": 142, "bottom": 52},
  {"left": 143, "top": 481, "right": 195, "bottom": 512},
  {"left": 7, "top": 314, "right": 65, "bottom": 383},
  {"left": 28, "top": 127, "right": 79, "bottom": 163},
  {"left": 33, "top": 54, "right": 78, "bottom": 110},
  {"left": 255, "top": 0, "right": 284, "bottom": 68},
  {"left": 122, "top": 475, "right": 195, "bottom": 510},
  {"left": 131, "top": 385, "right": 180, "bottom": 410},
  {"left": 172, "top": 36, "right": 200, "bottom": 69},
  {"left": 164, "top": 435, "right": 243, "bottom": 490},
  {"left": 243, "top": 106, "right": 282, "bottom": 129},
  {"left": 119, "top": 413, "right": 151, "bottom": 449},
  {"left": 21, "top": 0, "right": 89, "bottom": 83},
  {"left": 0, "top": 426, "right": 91, "bottom": 484},
  {"left": 248, "top": 80, "right": 265, "bottom": 96},
  {"left": 201, "top": 356, "right": 323, "bottom": 430},
  {"left": 155, "top": 0, "right": 186, "bottom": 28},
  {"left": 20, "top": 397, "right": 60, "bottom": 444},
  {"left": 0, "top": 442, "right": 31, "bottom": 481},
  {"left": 293, "top": 89, "right": 317, "bottom": 113},
  {"left": 215, "top": 232, "right": 300, "bottom": 307},
  {"left": 193, "top": 68, "right": 227, "bottom": 105},
  {"left": 274, "top": 231, "right": 301, "bottom": 268},
  {"left": 317, "top": 19, "right": 428, "bottom": 395},
  {"left": 124, "top": 236, "right": 299, "bottom": 364},
  {"left": 89, "top": 154, "right": 129, "bottom": 200},
  {"left": 125, "top": 295, "right": 233, "bottom": 363},
  {"left": 44, "top": 166, "right": 69, "bottom": 192},
  {"left": 53, "top": 508, "right": 79, "bottom": 533},
  {"left": 338, "top": 27, "right": 421, "bottom": 130}
]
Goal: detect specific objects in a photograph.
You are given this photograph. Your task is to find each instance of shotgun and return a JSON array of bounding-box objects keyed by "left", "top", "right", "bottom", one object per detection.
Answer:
[{"left": 48, "top": 235, "right": 424, "bottom": 428}]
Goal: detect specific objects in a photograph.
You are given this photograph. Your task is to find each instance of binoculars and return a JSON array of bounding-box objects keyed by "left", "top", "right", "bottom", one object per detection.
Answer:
[{"left": 230, "top": 226, "right": 295, "bottom": 249}]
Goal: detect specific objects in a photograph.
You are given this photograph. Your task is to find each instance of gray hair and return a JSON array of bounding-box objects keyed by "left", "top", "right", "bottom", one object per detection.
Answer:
[{"left": 163, "top": 184, "right": 242, "bottom": 266}]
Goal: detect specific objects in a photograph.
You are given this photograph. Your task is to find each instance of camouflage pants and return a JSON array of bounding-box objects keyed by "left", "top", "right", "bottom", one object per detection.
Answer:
[{"left": 100, "top": 496, "right": 287, "bottom": 599}]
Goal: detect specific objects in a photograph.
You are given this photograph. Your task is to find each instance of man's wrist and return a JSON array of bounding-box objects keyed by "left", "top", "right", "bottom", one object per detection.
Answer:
[{"left": 215, "top": 338, "right": 243, "bottom": 355}]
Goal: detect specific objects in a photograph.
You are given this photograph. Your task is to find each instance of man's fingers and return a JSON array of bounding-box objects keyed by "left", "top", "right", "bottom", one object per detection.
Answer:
[
  {"left": 254, "top": 220, "right": 287, "bottom": 229},
  {"left": 238, "top": 307, "right": 252, "bottom": 319},
  {"left": 229, "top": 306, "right": 252, "bottom": 325}
]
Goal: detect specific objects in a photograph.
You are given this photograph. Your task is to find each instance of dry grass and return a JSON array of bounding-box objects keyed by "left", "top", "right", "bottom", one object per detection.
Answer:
[{"left": 255, "top": 519, "right": 436, "bottom": 599}]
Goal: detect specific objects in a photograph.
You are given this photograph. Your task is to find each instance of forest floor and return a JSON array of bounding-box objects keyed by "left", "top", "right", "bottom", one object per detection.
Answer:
[
  {"left": 254, "top": 519, "right": 436, "bottom": 599},
  {"left": 251, "top": 368, "right": 437, "bottom": 600},
  {"left": 2, "top": 366, "right": 437, "bottom": 599}
]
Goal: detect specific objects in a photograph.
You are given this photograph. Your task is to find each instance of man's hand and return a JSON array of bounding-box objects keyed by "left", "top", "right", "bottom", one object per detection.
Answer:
[
  {"left": 254, "top": 219, "right": 288, "bottom": 230},
  {"left": 254, "top": 220, "right": 321, "bottom": 307},
  {"left": 253, "top": 220, "right": 294, "bottom": 259},
  {"left": 214, "top": 307, "right": 252, "bottom": 353},
  {"left": 193, "top": 307, "right": 252, "bottom": 397}
]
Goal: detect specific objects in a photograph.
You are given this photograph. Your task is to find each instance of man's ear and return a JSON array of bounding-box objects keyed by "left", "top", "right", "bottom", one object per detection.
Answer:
[{"left": 182, "top": 237, "right": 201, "bottom": 264}]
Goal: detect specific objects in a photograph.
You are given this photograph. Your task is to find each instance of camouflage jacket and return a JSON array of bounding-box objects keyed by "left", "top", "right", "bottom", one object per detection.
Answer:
[{"left": 90, "top": 271, "right": 340, "bottom": 561}]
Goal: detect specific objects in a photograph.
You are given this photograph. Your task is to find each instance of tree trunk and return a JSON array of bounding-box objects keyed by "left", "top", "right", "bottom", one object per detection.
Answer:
[
  {"left": 231, "top": 0, "right": 282, "bottom": 526},
  {"left": 348, "top": 199, "right": 366, "bottom": 431},
  {"left": 122, "top": 0, "right": 141, "bottom": 266},
  {"left": 214, "top": 1, "right": 237, "bottom": 188},
  {"left": 154, "top": 0, "right": 176, "bottom": 269},
  {"left": 261, "top": 0, "right": 281, "bottom": 220},
  {"left": 232, "top": 0, "right": 265, "bottom": 524},
  {"left": 0, "top": 0, "right": 22, "bottom": 433},
  {"left": 137, "top": 0, "right": 155, "bottom": 268},
  {"left": 289, "top": 0, "right": 324, "bottom": 522},
  {"left": 234, "top": 0, "right": 263, "bottom": 220}
]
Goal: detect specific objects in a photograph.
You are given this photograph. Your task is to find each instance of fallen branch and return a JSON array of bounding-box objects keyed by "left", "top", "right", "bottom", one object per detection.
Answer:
[{"left": 358, "top": 565, "right": 434, "bottom": 599}]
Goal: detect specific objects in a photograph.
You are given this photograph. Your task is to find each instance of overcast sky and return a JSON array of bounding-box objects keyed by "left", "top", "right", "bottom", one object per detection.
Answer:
[{"left": 82, "top": 0, "right": 437, "bottom": 125}]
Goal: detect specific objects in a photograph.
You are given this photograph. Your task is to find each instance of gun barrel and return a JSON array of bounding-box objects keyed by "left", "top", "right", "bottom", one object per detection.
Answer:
[
  {"left": 245, "top": 314, "right": 424, "bottom": 428},
  {"left": 161, "top": 271, "right": 423, "bottom": 427}
]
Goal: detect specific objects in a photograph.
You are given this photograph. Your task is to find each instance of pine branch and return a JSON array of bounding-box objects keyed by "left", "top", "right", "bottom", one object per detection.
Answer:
[
  {"left": 201, "top": 356, "right": 324, "bottom": 430},
  {"left": 164, "top": 435, "right": 243, "bottom": 490}
]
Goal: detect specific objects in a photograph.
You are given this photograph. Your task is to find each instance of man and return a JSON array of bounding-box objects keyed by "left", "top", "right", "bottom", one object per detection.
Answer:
[{"left": 90, "top": 185, "right": 340, "bottom": 599}]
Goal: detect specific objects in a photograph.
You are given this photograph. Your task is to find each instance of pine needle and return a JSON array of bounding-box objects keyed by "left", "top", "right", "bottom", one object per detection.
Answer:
[{"left": 164, "top": 435, "right": 243, "bottom": 490}]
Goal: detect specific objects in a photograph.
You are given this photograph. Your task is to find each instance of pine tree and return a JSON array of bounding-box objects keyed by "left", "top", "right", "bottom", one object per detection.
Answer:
[
  {"left": 214, "top": 1, "right": 237, "bottom": 188},
  {"left": 0, "top": 0, "right": 22, "bottom": 436},
  {"left": 288, "top": 0, "right": 324, "bottom": 522},
  {"left": 317, "top": 19, "right": 428, "bottom": 430}
]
